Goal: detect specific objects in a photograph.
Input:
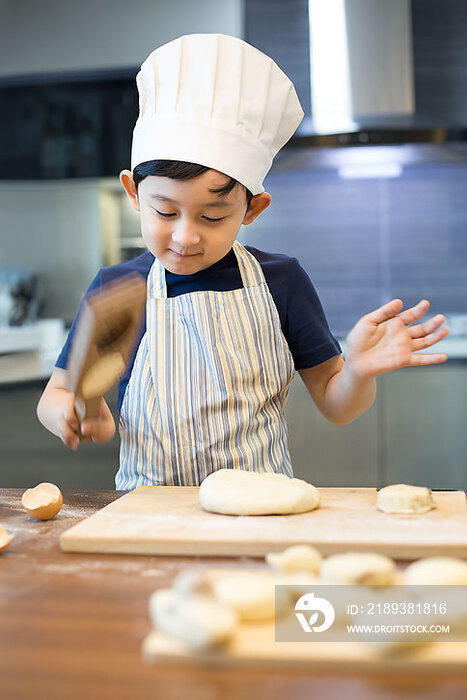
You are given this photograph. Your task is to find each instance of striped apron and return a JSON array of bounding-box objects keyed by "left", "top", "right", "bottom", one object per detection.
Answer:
[{"left": 116, "top": 241, "right": 295, "bottom": 488}]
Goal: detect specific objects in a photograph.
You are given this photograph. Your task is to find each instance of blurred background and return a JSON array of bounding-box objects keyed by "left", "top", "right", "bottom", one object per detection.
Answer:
[{"left": 0, "top": 0, "right": 466, "bottom": 490}]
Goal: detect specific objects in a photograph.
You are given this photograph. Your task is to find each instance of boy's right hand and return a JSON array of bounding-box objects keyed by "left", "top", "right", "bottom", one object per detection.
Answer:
[{"left": 59, "top": 393, "right": 116, "bottom": 450}]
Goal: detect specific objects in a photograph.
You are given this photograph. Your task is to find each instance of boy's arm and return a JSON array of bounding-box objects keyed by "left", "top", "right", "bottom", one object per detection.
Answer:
[
  {"left": 37, "top": 368, "right": 115, "bottom": 450},
  {"left": 299, "top": 298, "right": 449, "bottom": 425},
  {"left": 299, "top": 355, "right": 376, "bottom": 425}
]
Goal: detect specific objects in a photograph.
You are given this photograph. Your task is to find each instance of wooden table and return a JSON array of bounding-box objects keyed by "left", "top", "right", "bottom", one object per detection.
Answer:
[{"left": 1, "top": 488, "right": 466, "bottom": 700}]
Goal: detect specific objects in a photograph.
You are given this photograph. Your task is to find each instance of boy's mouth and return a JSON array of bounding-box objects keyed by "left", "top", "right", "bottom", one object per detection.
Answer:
[{"left": 169, "top": 249, "right": 200, "bottom": 258}]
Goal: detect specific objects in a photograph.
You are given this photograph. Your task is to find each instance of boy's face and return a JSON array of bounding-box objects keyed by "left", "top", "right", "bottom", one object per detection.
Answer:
[{"left": 120, "top": 169, "right": 271, "bottom": 275}]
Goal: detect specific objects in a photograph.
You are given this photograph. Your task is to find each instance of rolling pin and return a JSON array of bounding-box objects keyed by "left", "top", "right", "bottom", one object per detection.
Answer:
[{"left": 66, "top": 273, "right": 146, "bottom": 426}]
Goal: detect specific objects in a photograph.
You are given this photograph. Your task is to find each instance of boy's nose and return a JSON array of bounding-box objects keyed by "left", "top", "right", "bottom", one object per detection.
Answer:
[{"left": 171, "top": 219, "right": 201, "bottom": 248}]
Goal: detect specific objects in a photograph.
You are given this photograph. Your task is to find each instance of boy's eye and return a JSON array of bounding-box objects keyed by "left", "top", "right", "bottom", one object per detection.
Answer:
[
  {"left": 155, "top": 210, "right": 175, "bottom": 218},
  {"left": 155, "top": 210, "right": 226, "bottom": 223},
  {"left": 203, "top": 216, "right": 226, "bottom": 223}
]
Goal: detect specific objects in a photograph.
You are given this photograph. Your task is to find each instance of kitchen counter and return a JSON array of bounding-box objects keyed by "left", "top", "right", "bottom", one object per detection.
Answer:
[
  {"left": 0, "top": 320, "right": 66, "bottom": 384},
  {"left": 2, "top": 326, "right": 467, "bottom": 387},
  {"left": 1, "top": 488, "right": 466, "bottom": 700}
]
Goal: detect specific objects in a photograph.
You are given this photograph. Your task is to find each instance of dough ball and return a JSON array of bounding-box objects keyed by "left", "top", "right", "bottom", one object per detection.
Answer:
[
  {"left": 172, "top": 569, "right": 214, "bottom": 597},
  {"left": 320, "top": 552, "right": 396, "bottom": 585},
  {"left": 21, "top": 482, "right": 63, "bottom": 520},
  {"left": 376, "top": 484, "right": 434, "bottom": 514},
  {"left": 199, "top": 468, "right": 320, "bottom": 516},
  {"left": 404, "top": 557, "right": 467, "bottom": 585},
  {"left": 149, "top": 588, "right": 237, "bottom": 650},
  {"left": 276, "top": 571, "right": 321, "bottom": 592},
  {"left": 0, "top": 525, "right": 13, "bottom": 552},
  {"left": 207, "top": 570, "right": 291, "bottom": 622},
  {"left": 266, "top": 545, "right": 322, "bottom": 574}
]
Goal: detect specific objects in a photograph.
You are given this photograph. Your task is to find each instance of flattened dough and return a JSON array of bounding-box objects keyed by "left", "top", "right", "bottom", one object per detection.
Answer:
[
  {"left": 404, "top": 557, "right": 467, "bottom": 585},
  {"left": 320, "top": 552, "right": 396, "bottom": 585},
  {"left": 206, "top": 569, "right": 293, "bottom": 622},
  {"left": 199, "top": 469, "right": 320, "bottom": 515},
  {"left": 206, "top": 569, "right": 321, "bottom": 622},
  {"left": 149, "top": 588, "right": 237, "bottom": 650},
  {"left": 266, "top": 545, "right": 322, "bottom": 574},
  {"left": 376, "top": 483, "right": 434, "bottom": 514}
]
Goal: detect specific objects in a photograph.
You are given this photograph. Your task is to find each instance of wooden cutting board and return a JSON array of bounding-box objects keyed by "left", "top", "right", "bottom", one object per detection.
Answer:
[
  {"left": 143, "top": 567, "right": 467, "bottom": 673},
  {"left": 60, "top": 487, "right": 467, "bottom": 559},
  {"left": 142, "top": 625, "right": 467, "bottom": 675}
]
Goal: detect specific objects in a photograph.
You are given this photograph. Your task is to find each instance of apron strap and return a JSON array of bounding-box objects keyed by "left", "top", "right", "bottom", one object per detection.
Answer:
[
  {"left": 232, "top": 240, "right": 266, "bottom": 288},
  {"left": 149, "top": 256, "right": 167, "bottom": 299}
]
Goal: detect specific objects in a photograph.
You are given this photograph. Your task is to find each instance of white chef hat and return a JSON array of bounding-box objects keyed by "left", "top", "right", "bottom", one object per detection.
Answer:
[{"left": 131, "top": 33, "right": 304, "bottom": 195}]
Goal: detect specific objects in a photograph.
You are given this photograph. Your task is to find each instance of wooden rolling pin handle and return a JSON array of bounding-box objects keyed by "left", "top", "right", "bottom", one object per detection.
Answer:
[{"left": 74, "top": 395, "right": 102, "bottom": 436}]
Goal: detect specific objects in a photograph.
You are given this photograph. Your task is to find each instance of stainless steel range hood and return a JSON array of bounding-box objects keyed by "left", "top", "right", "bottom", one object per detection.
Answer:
[{"left": 292, "top": 0, "right": 467, "bottom": 146}]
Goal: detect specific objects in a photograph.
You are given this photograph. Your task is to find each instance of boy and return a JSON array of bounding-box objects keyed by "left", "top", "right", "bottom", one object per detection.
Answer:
[{"left": 37, "top": 34, "right": 449, "bottom": 488}]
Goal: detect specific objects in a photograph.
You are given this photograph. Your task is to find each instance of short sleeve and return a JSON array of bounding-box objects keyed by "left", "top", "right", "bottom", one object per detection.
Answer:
[
  {"left": 55, "top": 270, "right": 104, "bottom": 370},
  {"left": 285, "top": 258, "right": 341, "bottom": 370}
]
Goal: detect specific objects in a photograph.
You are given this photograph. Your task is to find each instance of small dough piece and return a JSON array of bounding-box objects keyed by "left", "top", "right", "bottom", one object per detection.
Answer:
[
  {"left": 321, "top": 552, "right": 396, "bottom": 585},
  {"left": 266, "top": 545, "right": 322, "bottom": 575},
  {"left": 277, "top": 571, "right": 321, "bottom": 591},
  {"left": 0, "top": 525, "right": 13, "bottom": 552},
  {"left": 149, "top": 588, "right": 237, "bottom": 650},
  {"left": 404, "top": 557, "right": 467, "bottom": 585},
  {"left": 207, "top": 570, "right": 291, "bottom": 622},
  {"left": 376, "top": 484, "right": 434, "bottom": 514},
  {"left": 21, "top": 482, "right": 63, "bottom": 520},
  {"left": 171, "top": 569, "right": 214, "bottom": 597},
  {"left": 199, "top": 469, "right": 320, "bottom": 515}
]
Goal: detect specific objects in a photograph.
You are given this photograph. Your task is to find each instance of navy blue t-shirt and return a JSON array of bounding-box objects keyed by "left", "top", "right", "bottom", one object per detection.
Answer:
[{"left": 56, "top": 245, "right": 341, "bottom": 411}]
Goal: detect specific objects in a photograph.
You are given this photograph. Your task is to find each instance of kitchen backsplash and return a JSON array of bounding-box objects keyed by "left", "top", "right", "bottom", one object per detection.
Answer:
[
  {"left": 239, "top": 146, "right": 467, "bottom": 337},
  {"left": 1, "top": 144, "right": 466, "bottom": 331}
]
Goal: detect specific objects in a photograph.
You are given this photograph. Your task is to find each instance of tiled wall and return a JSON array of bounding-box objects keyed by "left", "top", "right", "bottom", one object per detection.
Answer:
[
  {"left": 239, "top": 147, "right": 467, "bottom": 336},
  {"left": 412, "top": 0, "right": 467, "bottom": 123},
  {"left": 244, "top": 0, "right": 311, "bottom": 117}
]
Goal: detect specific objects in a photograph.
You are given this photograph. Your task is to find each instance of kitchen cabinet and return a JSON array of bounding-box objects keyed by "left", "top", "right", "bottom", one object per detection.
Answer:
[
  {"left": 0, "top": 380, "right": 119, "bottom": 489},
  {"left": 287, "top": 364, "right": 467, "bottom": 490},
  {"left": 0, "top": 77, "right": 137, "bottom": 180},
  {"left": 286, "top": 373, "right": 379, "bottom": 487},
  {"left": 380, "top": 364, "right": 467, "bottom": 489},
  {"left": 1, "top": 364, "right": 466, "bottom": 490},
  {"left": 0, "top": 180, "right": 106, "bottom": 321}
]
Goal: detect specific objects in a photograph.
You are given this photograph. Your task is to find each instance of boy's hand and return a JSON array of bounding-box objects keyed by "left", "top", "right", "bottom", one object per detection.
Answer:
[
  {"left": 344, "top": 299, "right": 450, "bottom": 379},
  {"left": 59, "top": 394, "right": 115, "bottom": 450}
]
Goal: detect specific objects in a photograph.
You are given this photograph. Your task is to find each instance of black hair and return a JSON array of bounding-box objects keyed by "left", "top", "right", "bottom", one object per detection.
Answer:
[{"left": 133, "top": 160, "right": 254, "bottom": 209}]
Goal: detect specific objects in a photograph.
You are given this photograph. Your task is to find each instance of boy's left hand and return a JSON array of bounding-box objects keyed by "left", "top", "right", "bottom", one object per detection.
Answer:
[{"left": 345, "top": 299, "right": 449, "bottom": 379}]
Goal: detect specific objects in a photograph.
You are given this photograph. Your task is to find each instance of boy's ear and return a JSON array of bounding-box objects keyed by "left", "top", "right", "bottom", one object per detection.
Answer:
[
  {"left": 119, "top": 170, "right": 140, "bottom": 212},
  {"left": 242, "top": 192, "right": 272, "bottom": 225}
]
